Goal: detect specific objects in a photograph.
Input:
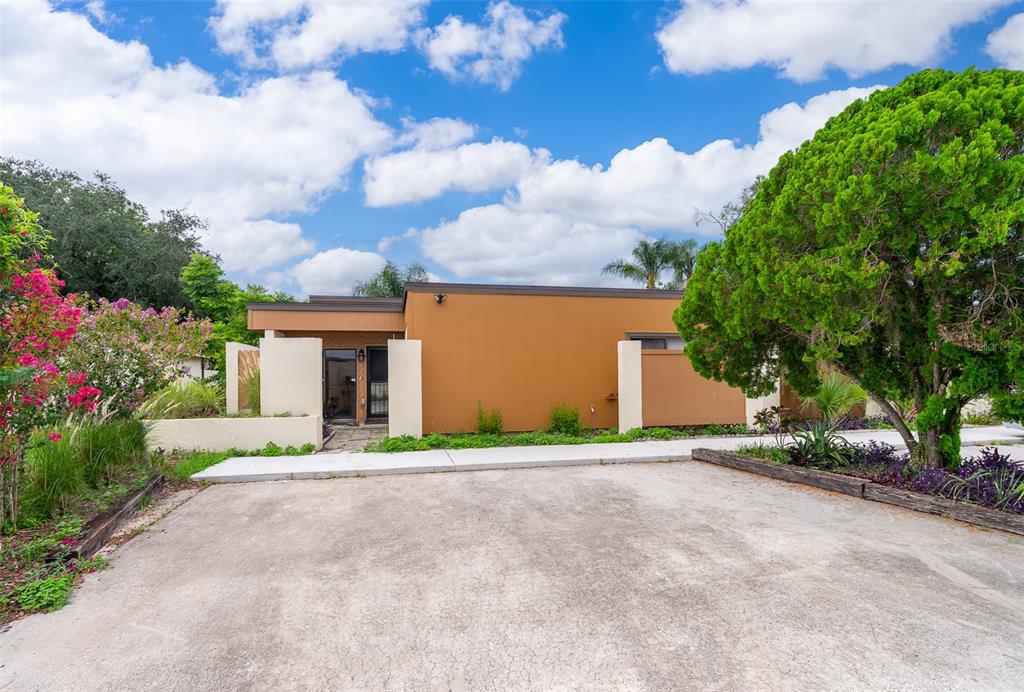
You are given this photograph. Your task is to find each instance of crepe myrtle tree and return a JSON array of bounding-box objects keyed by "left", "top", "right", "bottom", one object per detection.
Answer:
[{"left": 674, "top": 69, "right": 1024, "bottom": 470}]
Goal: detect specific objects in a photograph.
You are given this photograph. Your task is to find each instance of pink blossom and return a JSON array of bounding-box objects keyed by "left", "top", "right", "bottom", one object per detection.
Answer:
[{"left": 49, "top": 432, "right": 62, "bottom": 442}]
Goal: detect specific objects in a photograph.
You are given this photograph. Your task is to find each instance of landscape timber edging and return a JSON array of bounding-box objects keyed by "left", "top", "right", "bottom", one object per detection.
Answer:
[
  {"left": 52, "top": 475, "right": 166, "bottom": 561},
  {"left": 691, "top": 448, "right": 1024, "bottom": 537}
]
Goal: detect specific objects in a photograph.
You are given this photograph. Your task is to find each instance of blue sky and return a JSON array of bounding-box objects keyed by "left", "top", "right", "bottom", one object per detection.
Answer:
[{"left": 1, "top": 0, "right": 1022, "bottom": 296}]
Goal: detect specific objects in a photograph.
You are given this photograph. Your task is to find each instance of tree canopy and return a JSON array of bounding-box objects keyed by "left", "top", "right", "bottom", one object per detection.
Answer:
[
  {"left": 353, "top": 260, "right": 430, "bottom": 297},
  {"left": 179, "top": 253, "right": 293, "bottom": 376},
  {"left": 675, "top": 68, "right": 1023, "bottom": 469},
  {"left": 0, "top": 158, "right": 203, "bottom": 309}
]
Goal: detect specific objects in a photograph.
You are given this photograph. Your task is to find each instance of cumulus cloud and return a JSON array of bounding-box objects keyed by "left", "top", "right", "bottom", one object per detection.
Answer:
[
  {"left": 364, "top": 138, "right": 548, "bottom": 206},
  {"left": 656, "top": 0, "right": 1009, "bottom": 81},
  {"left": 289, "top": 246, "right": 386, "bottom": 296},
  {"left": 417, "top": 85, "right": 881, "bottom": 284},
  {"left": 0, "top": 0, "right": 393, "bottom": 272},
  {"left": 986, "top": 13, "right": 1024, "bottom": 68},
  {"left": 394, "top": 116, "right": 477, "bottom": 150},
  {"left": 420, "top": 206, "right": 642, "bottom": 285},
  {"left": 210, "top": 0, "right": 428, "bottom": 69},
  {"left": 417, "top": 0, "right": 566, "bottom": 90}
]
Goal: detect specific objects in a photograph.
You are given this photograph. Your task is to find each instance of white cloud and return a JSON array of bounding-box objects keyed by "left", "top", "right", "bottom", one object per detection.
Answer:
[
  {"left": 0, "top": 0, "right": 393, "bottom": 273},
  {"left": 656, "top": 0, "right": 1009, "bottom": 81},
  {"left": 290, "top": 246, "right": 386, "bottom": 296},
  {"left": 210, "top": 0, "right": 428, "bottom": 69},
  {"left": 417, "top": 85, "right": 881, "bottom": 284},
  {"left": 364, "top": 138, "right": 548, "bottom": 206},
  {"left": 417, "top": 0, "right": 566, "bottom": 90},
  {"left": 420, "top": 206, "right": 642, "bottom": 285},
  {"left": 986, "top": 13, "right": 1024, "bottom": 68},
  {"left": 394, "top": 116, "right": 477, "bottom": 150}
]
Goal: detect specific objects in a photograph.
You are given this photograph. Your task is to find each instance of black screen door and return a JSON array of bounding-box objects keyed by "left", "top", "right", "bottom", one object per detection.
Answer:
[
  {"left": 367, "top": 347, "right": 388, "bottom": 419},
  {"left": 324, "top": 349, "right": 356, "bottom": 419}
]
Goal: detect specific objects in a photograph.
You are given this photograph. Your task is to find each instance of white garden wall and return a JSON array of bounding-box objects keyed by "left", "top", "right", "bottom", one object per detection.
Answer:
[{"left": 145, "top": 415, "right": 323, "bottom": 452}]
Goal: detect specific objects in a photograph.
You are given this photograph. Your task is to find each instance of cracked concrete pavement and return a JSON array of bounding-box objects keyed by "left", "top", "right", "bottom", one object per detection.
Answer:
[{"left": 1, "top": 462, "right": 1022, "bottom": 690}]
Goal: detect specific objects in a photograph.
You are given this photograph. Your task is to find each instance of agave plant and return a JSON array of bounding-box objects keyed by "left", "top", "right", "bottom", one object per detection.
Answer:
[
  {"left": 800, "top": 372, "right": 867, "bottom": 425},
  {"left": 788, "top": 421, "right": 854, "bottom": 471}
]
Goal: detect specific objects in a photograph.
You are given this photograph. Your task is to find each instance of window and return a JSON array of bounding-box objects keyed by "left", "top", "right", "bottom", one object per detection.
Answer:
[{"left": 630, "top": 334, "right": 685, "bottom": 350}]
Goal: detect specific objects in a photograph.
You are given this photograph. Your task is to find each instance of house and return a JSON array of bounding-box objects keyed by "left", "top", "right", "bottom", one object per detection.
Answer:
[{"left": 243, "top": 282, "right": 755, "bottom": 437}]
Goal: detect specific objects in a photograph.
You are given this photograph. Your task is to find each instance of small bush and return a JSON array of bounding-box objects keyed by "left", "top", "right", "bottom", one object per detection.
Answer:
[
  {"left": 548, "top": 404, "right": 584, "bottom": 436},
  {"left": 787, "top": 421, "right": 854, "bottom": 471},
  {"left": 16, "top": 536, "right": 58, "bottom": 563},
  {"left": 142, "top": 379, "right": 224, "bottom": 420},
  {"left": 935, "top": 447, "right": 1024, "bottom": 513},
  {"left": 14, "top": 575, "right": 73, "bottom": 612},
  {"left": 21, "top": 432, "right": 86, "bottom": 518},
  {"left": 77, "top": 419, "right": 147, "bottom": 486},
  {"left": 475, "top": 403, "right": 503, "bottom": 435},
  {"left": 963, "top": 410, "right": 1001, "bottom": 426}
]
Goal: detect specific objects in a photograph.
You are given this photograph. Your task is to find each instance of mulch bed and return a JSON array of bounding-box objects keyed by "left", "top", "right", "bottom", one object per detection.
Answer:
[{"left": 692, "top": 447, "right": 1024, "bottom": 536}]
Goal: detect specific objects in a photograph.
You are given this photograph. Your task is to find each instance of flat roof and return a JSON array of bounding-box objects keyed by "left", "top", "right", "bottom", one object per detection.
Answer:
[
  {"left": 404, "top": 282, "right": 684, "bottom": 299},
  {"left": 249, "top": 283, "right": 683, "bottom": 312}
]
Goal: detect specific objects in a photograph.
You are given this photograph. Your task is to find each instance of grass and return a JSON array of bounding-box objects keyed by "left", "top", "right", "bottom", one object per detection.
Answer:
[
  {"left": 736, "top": 443, "right": 791, "bottom": 464},
  {"left": 366, "top": 424, "right": 754, "bottom": 453},
  {"left": 162, "top": 442, "right": 317, "bottom": 481},
  {"left": 141, "top": 379, "right": 225, "bottom": 419}
]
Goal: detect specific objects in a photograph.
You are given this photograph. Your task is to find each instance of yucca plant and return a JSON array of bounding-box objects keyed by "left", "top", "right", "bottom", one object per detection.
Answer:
[
  {"left": 800, "top": 372, "right": 867, "bottom": 425},
  {"left": 788, "top": 421, "right": 854, "bottom": 471}
]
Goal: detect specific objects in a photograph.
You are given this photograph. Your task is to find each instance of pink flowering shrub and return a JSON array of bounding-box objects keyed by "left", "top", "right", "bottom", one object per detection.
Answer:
[
  {"left": 0, "top": 183, "right": 97, "bottom": 525},
  {"left": 57, "top": 297, "right": 212, "bottom": 417}
]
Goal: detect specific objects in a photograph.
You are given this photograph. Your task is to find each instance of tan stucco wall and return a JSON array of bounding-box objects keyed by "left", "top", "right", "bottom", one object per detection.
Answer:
[
  {"left": 144, "top": 415, "right": 322, "bottom": 452},
  {"left": 388, "top": 339, "right": 422, "bottom": 438},
  {"left": 259, "top": 337, "right": 323, "bottom": 417},
  {"left": 641, "top": 350, "right": 746, "bottom": 426},
  {"left": 617, "top": 341, "right": 643, "bottom": 432},
  {"left": 405, "top": 290, "right": 688, "bottom": 433}
]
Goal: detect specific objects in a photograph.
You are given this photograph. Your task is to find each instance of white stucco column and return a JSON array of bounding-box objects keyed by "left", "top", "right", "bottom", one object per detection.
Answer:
[
  {"left": 259, "top": 337, "right": 323, "bottom": 417},
  {"left": 745, "top": 380, "right": 781, "bottom": 428},
  {"left": 617, "top": 340, "right": 643, "bottom": 432},
  {"left": 264, "top": 330, "right": 285, "bottom": 338},
  {"left": 225, "top": 342, "right": 259, "bottom": 414},
  {"left": 388, "top": 339, "right": 422, "bottom": 438}
]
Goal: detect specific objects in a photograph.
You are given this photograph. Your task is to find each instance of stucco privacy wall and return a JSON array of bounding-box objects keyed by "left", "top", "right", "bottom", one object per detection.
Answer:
[
  {"left": 225, "top": 342, "right": 259, "bottom": 414},
  {"left": 144, "top": 415, "right": 322, "bottom": 452},
  {"left": 618, "top": 341, "right": 643, "bottom": 432},
  {"left": 388, "top": 339, "right": 422, "bottom": 438},
  {"left": 405, "top": 289, "right": 686, "bottom": 432},
  {"left": 642, "top": 350, "right": 746, "bottom": 426},
  {"left": 259, "top": 337, "right": 323, "bottom": 416}
]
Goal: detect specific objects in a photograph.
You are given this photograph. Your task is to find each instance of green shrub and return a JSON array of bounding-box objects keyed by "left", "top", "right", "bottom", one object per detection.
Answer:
[
  {"left": 16, "top": 536, "right": 58, "bottom": 563},
  {"left": 77, "top": 419, "right": 147, "bottom": 486},
  {"left": 548, "top": 404, "right": 584, "bottom": 436},
  {"left": 963, "top": 410, "right": 1001, "bottom": 426},
  {"left": 788, "top": 422, "right": 855, "bottom": 470},
  {"left": 141, "top": 379, "right": 224, "bottom": 420},
  {"left": 475, "top": 403, "right": 503, "bottom": 435},
  {"left": 21, "top": 432, "right": 86, "bottom": 518},
  {"left": 799, "top": 372, "right": 867, "bottom": 424},
  {"left": 14, "top": 575, "right": 73, "bottom": 612},
  {"left": 261, "top": 442, "right": 283, "bottom": 456}
]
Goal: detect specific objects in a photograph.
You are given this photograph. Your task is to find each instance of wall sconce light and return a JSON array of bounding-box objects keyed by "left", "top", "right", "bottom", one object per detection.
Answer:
[
  {"left": 357, "top": 348, "right": 365, "bottom": 363},
  {"left": 434, "top": 293, "right": 447, "bottom": 304}
]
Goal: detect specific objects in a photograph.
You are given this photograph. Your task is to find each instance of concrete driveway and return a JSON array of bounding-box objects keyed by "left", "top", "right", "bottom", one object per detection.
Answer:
[{"left": 2, "top": 462, "right": 1022, "bottom": 691}]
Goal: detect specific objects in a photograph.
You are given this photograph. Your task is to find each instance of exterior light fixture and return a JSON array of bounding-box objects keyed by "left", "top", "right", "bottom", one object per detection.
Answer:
[
  {"left": 357, "top": 348, "right": 365, "bottom": 363},
  {"left": 434, "top": 293, "right": 447, "bottom": 304}
]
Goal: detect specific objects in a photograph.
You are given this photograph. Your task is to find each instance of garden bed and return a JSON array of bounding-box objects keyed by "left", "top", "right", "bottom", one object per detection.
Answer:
[{"left": 692, "top": 448, "right": 1024, "bottom": 536}]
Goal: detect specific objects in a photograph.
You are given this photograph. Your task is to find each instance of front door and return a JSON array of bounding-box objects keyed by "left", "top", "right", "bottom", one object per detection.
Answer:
[
  {"left": 366, "top": 346, "right": 388, "bottom": 420},
  {"left": 324, "top": 349, "right": 357, "bottom": 420}
]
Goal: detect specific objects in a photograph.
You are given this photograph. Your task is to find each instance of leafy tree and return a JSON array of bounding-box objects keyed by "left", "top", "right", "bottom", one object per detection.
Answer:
[
  {"left": 353, "top": 260, "right": 430, "bottom": 297},
  {"left": 179, "top": 253, "right": 293, "bottom": 377},
  {"left": 675, "top": 69, "right": 1024, "bottom": 469},
  {"left": 0, "top": 158, "right": 203, "bottom": 309}
]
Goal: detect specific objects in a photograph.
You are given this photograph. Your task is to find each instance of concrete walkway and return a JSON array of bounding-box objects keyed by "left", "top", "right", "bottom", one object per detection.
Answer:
[{"left": 192, "top": 424, "right": 1024, "bottom": 483}]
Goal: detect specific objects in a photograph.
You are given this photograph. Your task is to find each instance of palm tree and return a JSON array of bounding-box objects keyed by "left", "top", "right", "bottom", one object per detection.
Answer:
[
  {"left": 800, "top": 372, "right": 867, "bottom": 425},
  {"left": 353, "top": 261, "right": 430, "bottom": 297},
  {"left": 665, "top": 239, "right": 699, "bottom": 289},
  {"left": 602, "top": 239, "right": 673, "bottom": 289}
]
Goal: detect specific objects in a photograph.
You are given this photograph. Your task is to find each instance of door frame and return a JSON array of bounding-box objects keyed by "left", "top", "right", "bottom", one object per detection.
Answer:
[
  {"left": 323, "top": 348, "right": 357, "bottom": 422},
  {"left": 365, "top": 345, "right": 389, "bottom": 421}
]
